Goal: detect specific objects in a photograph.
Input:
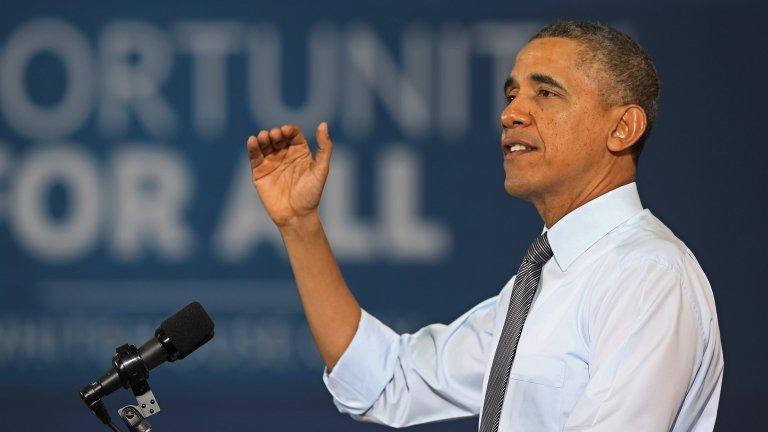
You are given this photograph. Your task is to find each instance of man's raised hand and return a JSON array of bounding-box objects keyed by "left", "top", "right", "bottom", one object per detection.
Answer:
[{"left": 246, "top": 122, "right": 334, "bottom": 227}]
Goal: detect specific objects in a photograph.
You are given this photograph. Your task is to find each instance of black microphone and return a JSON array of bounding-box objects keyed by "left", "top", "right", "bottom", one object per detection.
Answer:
[{"left": 80, "top": 302, "right": 215, "bottom": 425}]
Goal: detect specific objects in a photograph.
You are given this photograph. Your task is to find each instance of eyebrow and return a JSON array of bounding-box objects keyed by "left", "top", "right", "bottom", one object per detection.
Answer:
[
  {"left": 503, "top": 76, "right": 517, "bottom": 94},
  {"left": 530, "top": 73, "right": 568, "bottom": 93},
  {"left": 504, "top": 73, "right": 569, "bottom": 94}
]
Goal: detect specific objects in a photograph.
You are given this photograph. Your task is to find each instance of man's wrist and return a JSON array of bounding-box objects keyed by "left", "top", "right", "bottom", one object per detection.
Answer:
[{"left": 278, "top": 212, "right": 323, "bottom": 238}]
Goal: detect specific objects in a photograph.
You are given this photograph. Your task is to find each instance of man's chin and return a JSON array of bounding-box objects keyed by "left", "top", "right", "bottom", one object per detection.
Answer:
[{"left": 504, "top": 177, "right": 535, "bottom": 199}]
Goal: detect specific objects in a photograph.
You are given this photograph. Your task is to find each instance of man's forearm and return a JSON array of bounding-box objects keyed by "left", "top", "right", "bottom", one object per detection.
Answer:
[{"left": 279, "top": 212, "right": 362, "bottom": 371}]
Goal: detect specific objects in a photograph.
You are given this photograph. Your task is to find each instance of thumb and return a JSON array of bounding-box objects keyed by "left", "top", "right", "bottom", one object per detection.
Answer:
[{"left": 314, "top": 122, "right": 334, "bottom": 171}]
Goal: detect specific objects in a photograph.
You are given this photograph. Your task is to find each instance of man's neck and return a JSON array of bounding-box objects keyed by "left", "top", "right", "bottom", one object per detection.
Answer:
[{"left": 533, "top": 175, "right": 636, "bottom": 228}]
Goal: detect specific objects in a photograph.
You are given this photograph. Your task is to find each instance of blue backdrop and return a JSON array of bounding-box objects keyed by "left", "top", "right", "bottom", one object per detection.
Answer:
[{"left": 0, "top": 0, "right": 764, "bottom": 430}]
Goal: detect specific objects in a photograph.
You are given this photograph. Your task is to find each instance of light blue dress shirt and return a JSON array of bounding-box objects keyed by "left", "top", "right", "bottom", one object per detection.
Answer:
[{"left": 323, "top": 182, "right": 723, "bottom": 431}]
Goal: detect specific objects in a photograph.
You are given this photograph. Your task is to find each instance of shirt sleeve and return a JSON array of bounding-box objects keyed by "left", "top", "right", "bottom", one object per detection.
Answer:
[
  {"left": 564, "top": 259, "right": 717, "bottom": 431},
  {"left": 322, "top": 294, "right": 500, "bottom": 428}
]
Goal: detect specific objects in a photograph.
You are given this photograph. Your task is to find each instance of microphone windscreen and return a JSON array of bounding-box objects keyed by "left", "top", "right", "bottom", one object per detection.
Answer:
[{"left": 159, "top": 302, "right": 215, "bottom": 359}]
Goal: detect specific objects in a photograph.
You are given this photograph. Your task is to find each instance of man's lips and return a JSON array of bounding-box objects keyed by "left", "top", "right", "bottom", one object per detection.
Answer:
[{"left": 501, "top": 137, "right": 538, "bottom": 159}]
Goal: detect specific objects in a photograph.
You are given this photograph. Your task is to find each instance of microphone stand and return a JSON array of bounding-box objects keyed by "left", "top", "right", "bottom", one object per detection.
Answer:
[
  {"left": 115, "top": 377, "right": 161, "bottom": 432},
  {"left": 118, "top": 406, "right": 150, "bottom": 432}
]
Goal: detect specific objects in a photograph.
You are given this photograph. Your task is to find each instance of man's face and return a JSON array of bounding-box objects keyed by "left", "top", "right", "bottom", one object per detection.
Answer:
[{"left": 501, "top": 37, "right": 614, "bottom": 200}]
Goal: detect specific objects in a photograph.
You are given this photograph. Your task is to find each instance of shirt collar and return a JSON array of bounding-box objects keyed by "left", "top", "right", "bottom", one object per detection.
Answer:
[{"left": 542, "top": 182, "right": 643, "bottom": 272}]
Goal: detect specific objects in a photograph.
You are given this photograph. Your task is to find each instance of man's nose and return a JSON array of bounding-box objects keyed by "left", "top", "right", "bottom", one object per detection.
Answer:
[{"left": 500, "top": 99, "right": 532, "bottom": 129}]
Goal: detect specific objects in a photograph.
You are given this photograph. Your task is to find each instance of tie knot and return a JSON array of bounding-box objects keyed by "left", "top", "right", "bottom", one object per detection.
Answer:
[{"left": 523, "top": 232, "right": 553, "bottom": 265}]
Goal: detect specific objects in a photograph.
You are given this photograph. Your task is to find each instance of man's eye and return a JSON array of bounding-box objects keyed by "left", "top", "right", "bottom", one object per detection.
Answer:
[
  {"left": 538, "top": 89, "right": 555, "bottom": 97},
  {"left": 505, "top": 94, "right": 516, "bottom": 104}
]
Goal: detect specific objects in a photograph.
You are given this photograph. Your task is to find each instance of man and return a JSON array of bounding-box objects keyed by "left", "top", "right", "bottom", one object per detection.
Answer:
[{"left": 245, "top": 21, "right": 723, "bottom": 431}]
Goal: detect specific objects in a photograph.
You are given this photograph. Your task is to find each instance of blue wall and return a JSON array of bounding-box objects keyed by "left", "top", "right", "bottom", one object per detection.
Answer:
[{"left": 0, "top": 1, "right": 764, "bottom": 430}]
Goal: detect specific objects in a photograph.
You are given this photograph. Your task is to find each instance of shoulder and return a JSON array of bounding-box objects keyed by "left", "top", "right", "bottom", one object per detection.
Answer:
[
  {"left": 588, "top": 209, "right": 717, "bottom": 333},
  {"left": 608, "top": 209, "right": 695, "bottom": 274}
]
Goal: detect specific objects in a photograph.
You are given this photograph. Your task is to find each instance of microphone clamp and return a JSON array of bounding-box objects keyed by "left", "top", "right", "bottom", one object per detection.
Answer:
[
  {"left": 80, "top": 343, "right": 162, "bottom": 431},
  {"left": 113, "top": 343, "right": 163, "bottom": 420}
]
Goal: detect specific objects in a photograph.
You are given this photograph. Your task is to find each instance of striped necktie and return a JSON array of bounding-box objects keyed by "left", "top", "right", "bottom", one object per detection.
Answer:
[{"left": 479, "top": 232, "right": 553, "bottom": 432}]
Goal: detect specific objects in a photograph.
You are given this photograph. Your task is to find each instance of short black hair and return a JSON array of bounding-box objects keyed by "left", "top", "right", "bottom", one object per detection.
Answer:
[{"left": 530, "top": 21, "right": 660, "bottom": 165}]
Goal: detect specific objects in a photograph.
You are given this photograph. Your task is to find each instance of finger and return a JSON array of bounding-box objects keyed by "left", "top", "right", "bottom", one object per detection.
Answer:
[
  {"left": 314, "top": 122, "right": 334, "bottom": 170},
  {"left": 246, "top": 135, "right": 263, "bottom": 165},
  {"left": 281, "top": 124, "right": 306, "bottom": 147},
  {"left": 269, "top": 127, "right": 287, "bottom": 150},
  {"left": 256, "top": 130, "right": 273, "bottom": 155}
]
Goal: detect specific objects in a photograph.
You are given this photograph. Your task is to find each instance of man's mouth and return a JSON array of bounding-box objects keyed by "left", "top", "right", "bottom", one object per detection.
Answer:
[{"left": 502, "top": 141, "right": 537, "bottom": 159}]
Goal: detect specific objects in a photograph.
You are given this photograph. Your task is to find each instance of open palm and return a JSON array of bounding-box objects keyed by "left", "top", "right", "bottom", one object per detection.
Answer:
[{"left": 246, "top": 123, "right": 334, "bottom": 227}]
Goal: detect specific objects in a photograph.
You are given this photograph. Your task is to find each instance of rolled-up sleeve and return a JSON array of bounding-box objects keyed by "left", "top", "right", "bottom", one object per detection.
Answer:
[
  {"left": 323, "top": 310, "right": 400, "bottom": 411},
  {"left": 323, "top": 295, "right": 499, "bottom": 428}
]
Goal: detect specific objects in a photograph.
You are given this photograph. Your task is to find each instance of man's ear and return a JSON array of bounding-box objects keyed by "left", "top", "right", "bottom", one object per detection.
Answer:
[{"left": 608, "top": 105, "right": 647, "bottom": 153}]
